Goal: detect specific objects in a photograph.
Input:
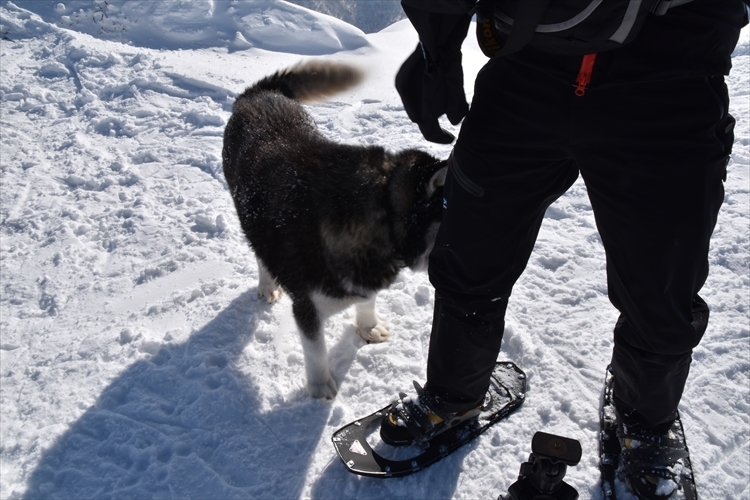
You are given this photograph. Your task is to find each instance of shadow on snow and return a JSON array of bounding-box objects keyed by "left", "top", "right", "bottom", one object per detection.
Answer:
[
  {"left": 22, "top": 291, "right": 327, "bottom": 499},
  {"left": 21, "top": 290, "right": 467, "bottom": 499}
]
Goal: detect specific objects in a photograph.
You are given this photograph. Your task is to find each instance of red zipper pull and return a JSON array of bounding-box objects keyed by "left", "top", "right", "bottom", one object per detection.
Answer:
[{"left": 575, "top": 53, "right": 597, "bottom": 96}]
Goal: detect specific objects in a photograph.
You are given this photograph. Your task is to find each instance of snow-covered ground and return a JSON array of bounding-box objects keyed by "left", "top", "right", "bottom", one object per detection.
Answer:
[{"left": 0, "top": 2, "right": 747, "bottom": 499}]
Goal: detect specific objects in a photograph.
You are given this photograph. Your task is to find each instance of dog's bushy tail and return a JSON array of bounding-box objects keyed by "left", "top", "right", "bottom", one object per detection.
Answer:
[{"left": 237, "top": 61, "right": 364, "bottom": 104}]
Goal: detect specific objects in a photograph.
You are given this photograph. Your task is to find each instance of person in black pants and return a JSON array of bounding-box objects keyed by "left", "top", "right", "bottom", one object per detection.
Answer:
[{"left": 380, "top": 1, "right": 748, "bottom": 498}]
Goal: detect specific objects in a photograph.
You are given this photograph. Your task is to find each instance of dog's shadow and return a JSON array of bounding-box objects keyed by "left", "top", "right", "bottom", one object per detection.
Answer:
[
  {"left": 21, "top": 290, "right": 468, "bottom": 499},
  {"left": 20, "top": 291, "right": 349, "bottom": 499}
]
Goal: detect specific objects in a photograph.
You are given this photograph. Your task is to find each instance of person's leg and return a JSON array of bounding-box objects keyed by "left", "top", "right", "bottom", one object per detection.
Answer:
[
  {"left": 425, "top": 54, "right": 580, "bottom": 411},
  {"left": 574, "top": 75, "right": 734, "bottom": 425}
]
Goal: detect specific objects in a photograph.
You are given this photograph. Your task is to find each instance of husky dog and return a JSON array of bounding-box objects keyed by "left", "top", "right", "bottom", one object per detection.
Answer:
[{"left": 222, "top": 61, "right": 447, "bottom": 399}]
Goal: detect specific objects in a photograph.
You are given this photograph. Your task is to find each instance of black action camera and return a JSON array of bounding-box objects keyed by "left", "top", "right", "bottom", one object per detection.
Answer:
[{"left": 502, "top": 432, "right": 582, "bottom": 500}]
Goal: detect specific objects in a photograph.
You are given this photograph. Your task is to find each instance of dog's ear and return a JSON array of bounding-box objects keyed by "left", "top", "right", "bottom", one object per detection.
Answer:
[{"left": 426, "top": 164, "right": 448, "bottom": 197}]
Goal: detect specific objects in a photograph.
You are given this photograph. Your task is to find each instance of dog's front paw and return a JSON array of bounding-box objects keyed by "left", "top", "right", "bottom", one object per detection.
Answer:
[
  {"left": 307, "top": 374, "right": 338, "bottom": 400},
  {"left": 357, "top": 322, "right": 391, "bottom": 343}
]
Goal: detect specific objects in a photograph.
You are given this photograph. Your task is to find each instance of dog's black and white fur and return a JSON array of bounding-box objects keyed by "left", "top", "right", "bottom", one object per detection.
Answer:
[{"left": 222, "top": 61, "right": 447, "bottom": 398}]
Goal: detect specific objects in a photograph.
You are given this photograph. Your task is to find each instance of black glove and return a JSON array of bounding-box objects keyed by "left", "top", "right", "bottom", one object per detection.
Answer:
[
  {"left": 396, "top": 44, "right": 468, "bottom": 144},
  {"left": 396, "top": 7, "right": 473, "bottom": 144}
]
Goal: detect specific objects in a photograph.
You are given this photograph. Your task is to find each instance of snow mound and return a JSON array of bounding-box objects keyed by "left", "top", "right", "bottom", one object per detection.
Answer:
[
  {"left": 9, "top": 0, "right": 370, "bottom": 54},
  {"left": 286, "top": 0, "right": 406, "bottom": 34}
]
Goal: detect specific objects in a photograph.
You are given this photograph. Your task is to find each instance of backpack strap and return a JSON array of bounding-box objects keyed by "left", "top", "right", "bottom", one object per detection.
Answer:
[
  {"left": 493, "top": 0, "right": 551, "bottom": 57},
  {"left": 651, "top": 0, "right": 695, "bottom": 16},
  {"left": 476, "top": 0, "right": 697, "bottom": 59}
]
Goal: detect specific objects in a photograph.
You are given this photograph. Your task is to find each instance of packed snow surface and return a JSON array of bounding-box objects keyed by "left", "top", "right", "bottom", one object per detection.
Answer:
[{"left": 1, "top": 1, "right": 748, "bottom": 499}]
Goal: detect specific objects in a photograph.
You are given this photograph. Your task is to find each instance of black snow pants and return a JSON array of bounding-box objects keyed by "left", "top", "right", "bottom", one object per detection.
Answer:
[{"left": 425, "top": 46, "right": 735, "bottom": 427}]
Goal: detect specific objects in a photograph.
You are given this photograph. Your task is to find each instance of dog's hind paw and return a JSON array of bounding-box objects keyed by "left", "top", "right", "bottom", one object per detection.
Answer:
[
  {"left": 357, "top": 322, "right": 391, "bottom": 343},
  {"left": 307, "top": 375, "right": 338, "bottom": 399},
  {"left": 258, "top": 286, "right": 282, "bottom": 304}
]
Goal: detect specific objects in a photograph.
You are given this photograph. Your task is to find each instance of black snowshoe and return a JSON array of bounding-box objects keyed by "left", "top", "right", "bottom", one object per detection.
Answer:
[{"left": 332, "top": 361, "right": 526, "bottom": 478}]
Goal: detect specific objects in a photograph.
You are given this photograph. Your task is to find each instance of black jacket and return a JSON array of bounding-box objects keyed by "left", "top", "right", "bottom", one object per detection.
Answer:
[{"left": 398, "top": 0, "right": 748, "bottom": 142}]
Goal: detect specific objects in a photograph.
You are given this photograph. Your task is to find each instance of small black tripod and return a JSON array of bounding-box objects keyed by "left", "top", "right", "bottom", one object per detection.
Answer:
[{"left": 502, "top": 432, "right": 582, "bottom": 500}]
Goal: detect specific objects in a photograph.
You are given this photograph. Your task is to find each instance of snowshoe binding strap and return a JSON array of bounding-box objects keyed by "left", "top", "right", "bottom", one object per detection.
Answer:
[
  {"left": 385, "top": 382, "right": 495, "bottom": 446},
  {"left": 620, "top": 442, "right": 689, "bottom": 481},
  {"left": 618, "top": 421, "right": 691, "bottom": 497},
  {"left": 389, "top": 382, "right": 455, "bottom": 444}
]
